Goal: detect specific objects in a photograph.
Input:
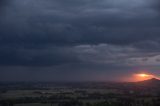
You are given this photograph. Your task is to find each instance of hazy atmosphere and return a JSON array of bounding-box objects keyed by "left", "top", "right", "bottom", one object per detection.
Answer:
[{"left": 0, "top": 0, "right": 160, "bottom": 81}]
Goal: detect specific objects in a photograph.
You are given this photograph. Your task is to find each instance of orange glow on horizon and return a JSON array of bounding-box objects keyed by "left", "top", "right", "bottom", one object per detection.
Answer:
[
  {"left": 121, "top": 73, "right": 157, "bottom": 82},
  {"left": 136, "top": 74, "right": 150, "bottom": 77},
  {"left": 133, "top": 73, "right": 155, "bottom": 81}
]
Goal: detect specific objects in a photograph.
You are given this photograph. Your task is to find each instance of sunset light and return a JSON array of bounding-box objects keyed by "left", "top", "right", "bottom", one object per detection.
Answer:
[
  {"left": 137, "top": 74, "right": 150, "bottom": 77},
  {"left": 1, "top": 0, "right": 160, "bottom": 105},
  {"left": 133, "top": 73, "right": 155, "bottom": 81}
]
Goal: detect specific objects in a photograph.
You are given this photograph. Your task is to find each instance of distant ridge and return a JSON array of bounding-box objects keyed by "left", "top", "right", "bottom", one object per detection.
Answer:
[
  {"left": 138, "top": 78, "right": 160, "bottom": 83},
  {"left": 135, "top": 78, "right": 160, "bottom": 87}
]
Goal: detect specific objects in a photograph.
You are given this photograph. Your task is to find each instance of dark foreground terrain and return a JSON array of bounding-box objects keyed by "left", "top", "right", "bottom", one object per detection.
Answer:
[{"left": 0, "top": 78, "right": 160, "bottom": 106}]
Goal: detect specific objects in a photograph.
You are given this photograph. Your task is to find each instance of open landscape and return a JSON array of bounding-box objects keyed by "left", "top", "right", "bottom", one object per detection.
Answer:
[
  {"left": 1, "top": 0, "right": 160, "bottom": 106},
  {"left": 1, "top": 78, "right": 160, "bottom": 106}
]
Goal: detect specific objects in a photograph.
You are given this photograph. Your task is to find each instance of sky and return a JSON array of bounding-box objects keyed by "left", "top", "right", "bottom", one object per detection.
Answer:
[{"left": 0, "top": 0, "right": 160, "bottom": 81}]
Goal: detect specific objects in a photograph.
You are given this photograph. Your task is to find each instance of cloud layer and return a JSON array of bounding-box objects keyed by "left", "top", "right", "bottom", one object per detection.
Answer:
[{"left": 0, "top": 0, "right": 160, "bottom": 81}]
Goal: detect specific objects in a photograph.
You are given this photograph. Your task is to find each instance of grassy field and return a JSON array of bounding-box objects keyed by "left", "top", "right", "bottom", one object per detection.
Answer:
[
  {"left": 1, "top": 89, "right": 119, "bottom": 99},
  {"left": 15, "top": 103, "right": 54, "bottom": 106}
]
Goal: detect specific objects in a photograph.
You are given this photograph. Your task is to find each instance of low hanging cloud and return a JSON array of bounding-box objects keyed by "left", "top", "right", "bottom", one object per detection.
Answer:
[{"left": 0, "top": 0, "right": 160, "bottom": 81}]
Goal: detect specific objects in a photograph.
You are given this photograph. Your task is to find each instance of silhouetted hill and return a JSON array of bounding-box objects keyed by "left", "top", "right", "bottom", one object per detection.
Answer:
[
  {"left": 133, "top": 78, "right": 160, "bottom": 89},
  {"left": 137, "top": 78, "right": 160, "bottom": 84}
]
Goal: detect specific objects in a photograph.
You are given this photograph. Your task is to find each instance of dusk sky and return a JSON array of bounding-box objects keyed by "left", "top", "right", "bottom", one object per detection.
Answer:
[{"left": 0, "top": 0, "right": 160, "bottom": 81}]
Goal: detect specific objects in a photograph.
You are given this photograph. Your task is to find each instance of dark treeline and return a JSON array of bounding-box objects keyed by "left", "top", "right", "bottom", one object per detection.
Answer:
[
  {"left": 1, "top": 79, "right": 160, "bottom": 106},
  {"left": 1, "top": 95, "right": 160, "bottom": 106}
]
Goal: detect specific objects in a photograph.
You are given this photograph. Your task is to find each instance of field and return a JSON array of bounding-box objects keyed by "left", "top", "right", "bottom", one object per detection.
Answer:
[
  {"left": 1, "top": 80, "right": 160, "bottom": 106},
  {"left": 15, "top": 103, "right": 52, "bottom": 106}
]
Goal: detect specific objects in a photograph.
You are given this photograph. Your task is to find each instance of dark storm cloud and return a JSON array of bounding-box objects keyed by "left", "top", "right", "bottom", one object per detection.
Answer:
[
  {"left": 0, "top": 0, "right": 159, "bottom": 46},
  {"left": 0, "top": 0, "right": 7, "bottom": 6},
  {"left": 0, "top": 0, "right": 160, "bottom": 68},
  {"left": 0, "top": 0, "right": 7, "bottom": 12},
  {"left": 153, "top": 0, "right": 160, "bottom": 10},
  {"left": 0, "top": 46, "right": 80, "bottom": 66}
]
